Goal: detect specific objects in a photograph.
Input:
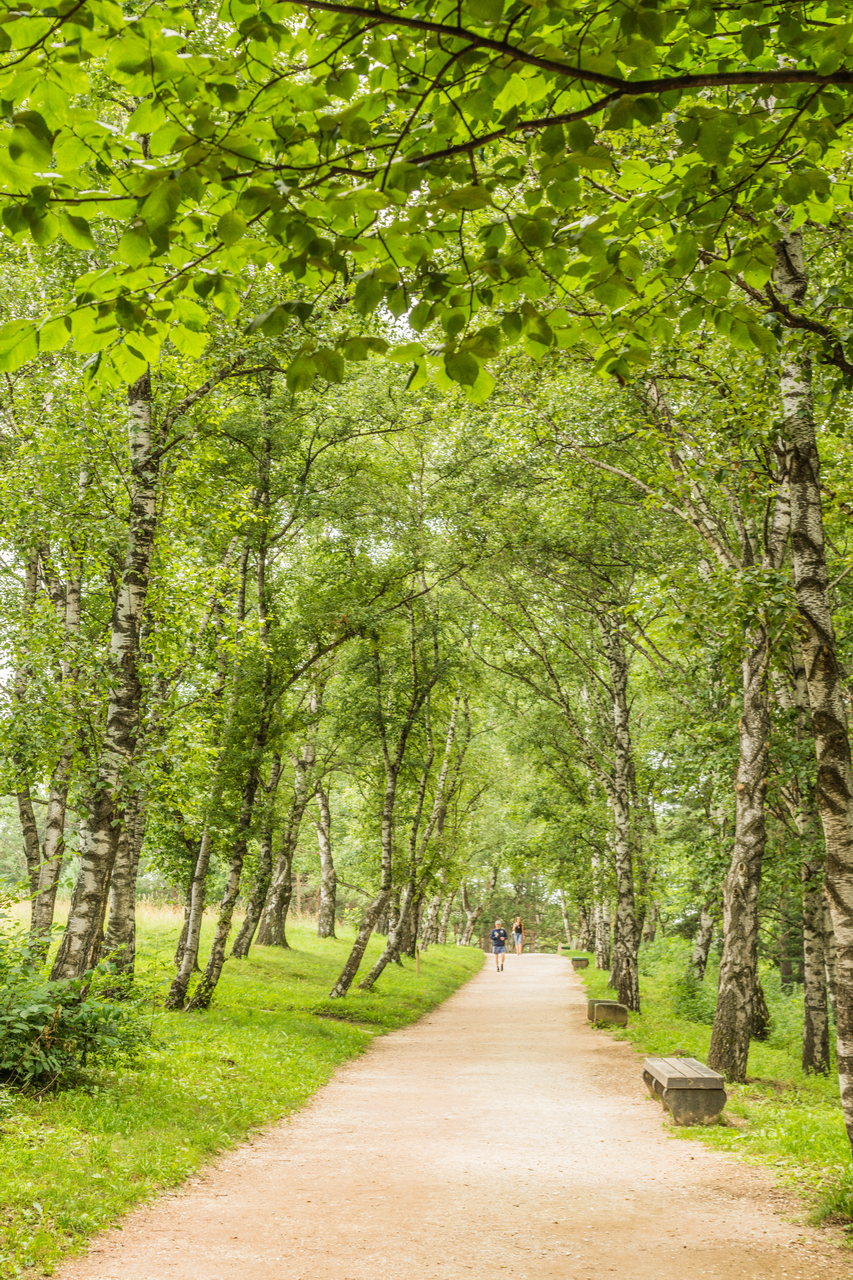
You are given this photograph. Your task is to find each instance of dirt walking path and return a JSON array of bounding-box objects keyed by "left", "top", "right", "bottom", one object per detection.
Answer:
[{"left": 59, "top": 955, "right": 850, "bottom": 1280}]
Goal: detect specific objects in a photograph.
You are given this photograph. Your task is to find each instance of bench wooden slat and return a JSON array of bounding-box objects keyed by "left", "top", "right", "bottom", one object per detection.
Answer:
[{"left": 644, "top": 1056, "right": 723, "bottom": 1089}]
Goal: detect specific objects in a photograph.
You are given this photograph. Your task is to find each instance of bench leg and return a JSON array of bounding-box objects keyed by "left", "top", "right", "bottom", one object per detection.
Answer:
[
  {"left": 661, "top": 1088, "right": 727, "bottom": 1126},
  {"left": 643, "top": 1069, "right": 661, "bottom": 1103}
]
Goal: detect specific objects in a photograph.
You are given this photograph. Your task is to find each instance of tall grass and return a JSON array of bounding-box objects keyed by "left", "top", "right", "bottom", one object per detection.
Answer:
[
  {"left": 579, "top": 937, "right": 853, "bottom": 1227},
  {"left": 0, "top": 908, "right": 483, "bottom": 1278}
]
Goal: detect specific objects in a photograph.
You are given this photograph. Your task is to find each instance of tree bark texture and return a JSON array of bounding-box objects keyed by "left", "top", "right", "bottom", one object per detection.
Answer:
[
  {"left": 51, "top": 372, "right": 157, "bottom": 981},
  {"left": 688, "top": 897, "right": 716, "bottom": 982},
  {"left": 314, "top": 783, "right": 337, "bottom": 938},
  {"left": 101, "top": 791, "right": 148, "bottom": 973},
  {"left": 599, "top": 615, "right": 640, "bottom": 1011},
  {"left": 707, "top": 621, "right": 771, "bottom": 1081},
  {"left": 231, "top": 755, "right": 283, "bottom": 958},
  {"left": 185, "top": 726, "right": 266, "bottom": 1011},
  {"left": 773, "top": 227, "right": 853, "bottom": 1145},
  {"left": 329, "top": 631, "right": 440, "bottom": 998},
  {"left": 256, "top": 735, "right": 316, "bottom": 948},
  {"left": 803, "top": 858, "right": 831, "bottom": 1074},
  {"left": 438, "top": 890, "right": 455, "bottom": 945}
]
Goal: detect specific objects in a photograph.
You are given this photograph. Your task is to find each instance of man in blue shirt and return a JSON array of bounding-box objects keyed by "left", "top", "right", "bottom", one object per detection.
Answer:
[{"left": 489, "top": 919, "right": 508, "bottom": 971}]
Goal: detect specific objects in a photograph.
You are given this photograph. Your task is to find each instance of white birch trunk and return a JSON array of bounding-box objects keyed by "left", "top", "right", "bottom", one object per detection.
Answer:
[
  {"left": 315, "top": 783, "right": 337, "bottom": 938},
  {"left": 52, "top": 372, "right": 157, "bottom": 981},
  {"left": 773, "top": 227, "right": 853, "bottom": 1144}
]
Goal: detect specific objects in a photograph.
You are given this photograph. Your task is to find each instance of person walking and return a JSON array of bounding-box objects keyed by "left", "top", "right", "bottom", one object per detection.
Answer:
[
  {"left": 489, "top": 919, "right": 508, "bottom": 970},
  {"left": 512, "top": 916, "right": 524, "bottom": 955}
]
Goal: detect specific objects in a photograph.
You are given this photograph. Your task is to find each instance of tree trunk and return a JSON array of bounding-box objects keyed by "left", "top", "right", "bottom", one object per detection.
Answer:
[
  {"left": 101, "top": 791, "right": 148, "bottom": 973},
  {"left": 231, "top": 755, "right": 283, "bottom": 959},
  {"left": 29, "top": 752, "right": 73, "bottom": 954},
  {"left": 803, "top": 858, "right": 831, "bottom": 1074},
  {"left": 751, "top": 978, "right": 771, "bottom": 1042},
  {"left": 166, "top": 827, "right": 213, "bottom": 1008},
  {"left": 256, "top": 739, "right": 316, "bottom": 947},
  {"left": 707, "top": 620, "right": 771, "bottom": 1081},
  {"left": 438, "top": 890, "right": 455, "bottom": 945},
  {"left": 558, "top": 890, "right": 572, "bottom": 946},
  {"left": 315, "top": 783, "right": 337, "bottom": 938},
  {"left": 823, "top": 893, "right": 839, "bottom": 1021},
  {"left": 773, "top": 226, "right": 853, "bottom": 1147},
  {"left": 14, "top": 549, "right": 42, "bottom": 898},
  {"left": 51, "top": 372, "right": 157, "bottom": 981},
  {"left": 599, "top": 615, "right": 641, "bottom": 1011},
  {"left": 460, "top": 882, "right": 484, "bottom": 945},
  {"left": 594, "top": 901, "right": 611, "bottom": 971},
  {"left": 688, "top": 897, "right": 715, "bottom": 982},
  {"left": 420, "top": 894, "right": 441, "bottom": 950},
  {"left": 185, "top": 731, "right": 266, "bottom": 1011},
  {"left": 359, "top": 880, "right": 414, "bottom": 990}
]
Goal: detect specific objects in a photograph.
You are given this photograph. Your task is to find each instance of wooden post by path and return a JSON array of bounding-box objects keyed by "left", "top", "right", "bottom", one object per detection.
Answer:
[{"left": 416, "top": 945, "right": 421, "bottom": 977}]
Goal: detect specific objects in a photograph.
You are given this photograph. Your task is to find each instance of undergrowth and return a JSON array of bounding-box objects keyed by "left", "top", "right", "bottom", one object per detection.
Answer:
[
  {"left": 0, "top": 908, "right": 482, "bottom": 1279},
  {"left": 577, "top": 937, "right": 853, "bottom": 1231}
]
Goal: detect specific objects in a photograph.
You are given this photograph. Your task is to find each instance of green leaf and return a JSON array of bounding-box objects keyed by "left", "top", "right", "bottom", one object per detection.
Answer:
[
  {"left": 740, "top": 25, "right": 764, "bottom": 59},
  {"left": 59, "top": 212, "right": 96, "bottom": 252},
  {"left": 170, "top": 325, "right": 209, "bottom": 357},
  {"left": 466, "top": 0, "right": 504, "bottom": 22},
  {"left": 567, "top": 121, "right": 594, "bottom": 153},
  {"left": 116, "top": 224, "right": 151, "bottom": 267},
  {"left": 9, "top": 111, "right": 53, "bottom": 169},
  {"left": 696, "top": 118, "right": 734, "bottom": 165},
  {"left": 445, "top": 351, "right": 479, "bottom": 386},
  {"left": 313, "top": 347, "right": 345, "bottom": 382},
  {"left": 217, "top": 210, "right": 247, "bottom": 246},
  {"left": 285, "top": 353, "right": 316, "bottom": 393},
  {"left": 353, "top": 272, "right": 385, "bottom": 316},
  {"left": 0, "top": 320, "right": 37, "bottom": 371},
  {"left": 37, "top": 316, "right": 71, "bottom": 354}
]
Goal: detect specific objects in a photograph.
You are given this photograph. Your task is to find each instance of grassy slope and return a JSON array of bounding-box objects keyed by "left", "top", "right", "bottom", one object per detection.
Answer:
[
  {"left": 0, "top": 908, "right": 483, "bottom": 1279},
  {"left": 577, "top": 938, "right": 853, "bottom": 1227}
]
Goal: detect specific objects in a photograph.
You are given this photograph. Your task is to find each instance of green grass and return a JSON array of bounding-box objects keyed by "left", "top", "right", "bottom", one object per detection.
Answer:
[
  {"left": 577, "top": 938, "right": 853, "bottom": 1228},
  {"left": 0, "top": 907, "right": 483, "bottom": 1279}
]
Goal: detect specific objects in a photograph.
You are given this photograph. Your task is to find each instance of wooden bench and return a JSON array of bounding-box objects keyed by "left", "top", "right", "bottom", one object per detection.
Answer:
[
  {"left": 643, "top": 1056, "right": 727, "bottom": 1126},
  {"left": 587, "top": 999, "right": 628, "bottom": 1026}
]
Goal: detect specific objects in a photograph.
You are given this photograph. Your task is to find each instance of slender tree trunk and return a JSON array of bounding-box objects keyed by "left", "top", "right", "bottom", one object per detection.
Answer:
[
  {"left": 51, "top": 372, "right": 157, "bottom": 981},
  {"left": 599, "top": 616, "right": 640, "bottom": 1011},
  {"left": 14, "top": 549, "right": 41, "bottom": 898},
  {"left": 315, "top": 783, "right": 337, "bottom": 938},
  {"left": 707, "top": 620, "right": 771, "bottom": 1081},
  {"left": 461, "top": 883, "right": 484, "bottom": 945},
  {"left": 420, "top": 894, "right": 441, "bottom": 950},
  {"left": 823, "top": 894, "right": 839, "bottom": 1021},
  {"left": 30, "top": 752, "right": 73, "bottom": 953},
  {"left": 256, "top": 739, "right": 316, "bottom": 947},
  {"left": 802, "top": 858, "right": 831, "bottom": 1074},
  {"left": 558, "top": 890, "right": 572, "bottom": 945},
  {"left": 101, "top": 792, "right": 148, "bottom": 973},
  {"left": 773, "top": 227, "right": 853, "bottom": 1145},
  {"left": 166, "top": 828, "right": 213, "bottom": 1007},
  {"left": 231, "top": 755, "right": 283, "bottom": 958},
  {"left": 438, "top": 890, "right": 455, "bottom": 945},
  {"left": 688, "top": 897, "right": 716, "bottom": 982},
  {"left": 185, "top": 730, "right": 266, "bottom": 1011}
]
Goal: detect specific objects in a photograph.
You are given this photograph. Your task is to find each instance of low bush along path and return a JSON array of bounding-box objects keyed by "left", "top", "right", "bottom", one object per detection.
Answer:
[{"left": 58, "top": 956, "right": 848, "bottom": 1280}]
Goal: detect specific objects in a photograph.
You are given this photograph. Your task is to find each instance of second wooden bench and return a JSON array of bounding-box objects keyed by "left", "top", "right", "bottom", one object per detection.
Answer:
[{"left": 642, "top": 1056, "right": 727, "bottom": 1126}]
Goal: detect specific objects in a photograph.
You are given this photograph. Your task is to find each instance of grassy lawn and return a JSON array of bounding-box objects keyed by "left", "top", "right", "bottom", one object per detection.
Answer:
[
  {"left": 0, "top": 906, "right": 483, "bottom": 1279},
  {"left": 577, "top": 938, "right": 853, "bottom": 1229}
]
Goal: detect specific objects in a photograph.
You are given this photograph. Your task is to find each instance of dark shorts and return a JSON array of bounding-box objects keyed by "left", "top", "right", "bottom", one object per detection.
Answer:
[{"left": 492, "top": 945, "right": 506, "bottom": 954}]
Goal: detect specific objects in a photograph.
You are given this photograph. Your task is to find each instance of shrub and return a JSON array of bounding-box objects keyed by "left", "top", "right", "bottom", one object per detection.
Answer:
[{"left": 0, "top": 927, "right": 152, "bottom": 1089}]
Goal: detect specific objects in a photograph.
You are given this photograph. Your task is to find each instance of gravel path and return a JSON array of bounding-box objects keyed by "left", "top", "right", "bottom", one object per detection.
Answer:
[{"left": 58, "top": 954, "right": 851, "bottom": 1280}]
